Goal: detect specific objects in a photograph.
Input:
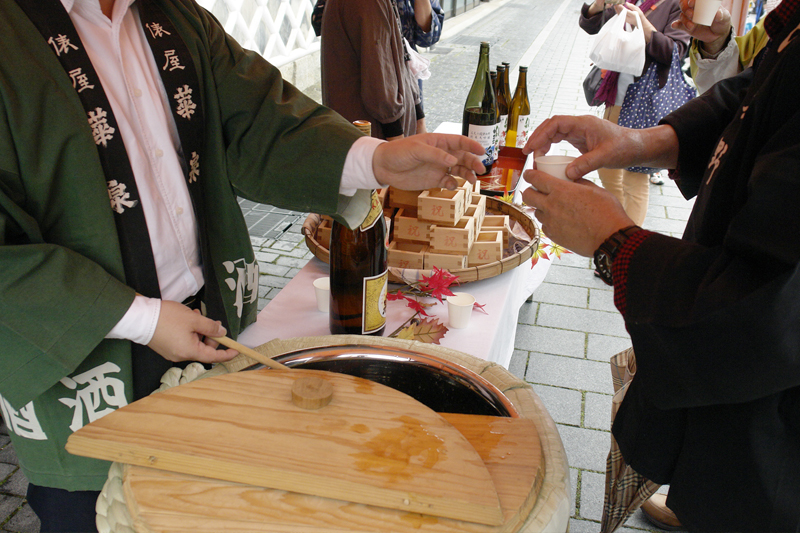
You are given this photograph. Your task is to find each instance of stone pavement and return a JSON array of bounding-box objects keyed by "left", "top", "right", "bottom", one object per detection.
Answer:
[{"left": 0, "top": 0, "right": 696, "bottom": 531}]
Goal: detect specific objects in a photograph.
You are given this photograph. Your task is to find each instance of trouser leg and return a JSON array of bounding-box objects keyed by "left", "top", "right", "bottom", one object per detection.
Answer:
[
  {"left": 602, "top": 105, "right": 649, "bottom": 226},
  {"left": 26, "top": 483, "right": 100, "bottom": 532},
  {"left": 621, "top": 168, "right": 650, "bottom": 226}
]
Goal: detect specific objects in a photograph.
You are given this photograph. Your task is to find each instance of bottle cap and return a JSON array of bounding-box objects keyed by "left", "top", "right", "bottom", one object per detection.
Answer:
[{"left": 353, "top": 120, "right": 372, "bottom": 136}]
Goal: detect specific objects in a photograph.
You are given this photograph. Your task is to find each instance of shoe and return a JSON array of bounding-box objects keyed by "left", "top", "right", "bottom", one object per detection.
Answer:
[
  {"left": 649, "top": 171, "right": 665, "bottom": 185},
  {"left": 641, "top": 493, "right": 683, "bottom": 531}
]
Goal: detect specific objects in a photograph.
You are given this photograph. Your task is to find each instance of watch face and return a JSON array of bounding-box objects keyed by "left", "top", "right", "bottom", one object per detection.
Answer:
[{"left": 594, "top": 251, "right": 613, "bottom": 285}]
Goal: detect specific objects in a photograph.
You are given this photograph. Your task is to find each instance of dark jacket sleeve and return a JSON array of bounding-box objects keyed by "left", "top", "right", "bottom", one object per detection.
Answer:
[
  {"left": 621, "top": 62, "right": 800, "bottom": 409},
  {"left": 661, "top": 67, "right": 753, "bottom": 198}
]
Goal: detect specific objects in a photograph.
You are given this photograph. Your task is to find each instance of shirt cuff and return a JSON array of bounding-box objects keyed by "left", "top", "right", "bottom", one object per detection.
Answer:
[
  {"left": 612, "top": 229, "right": 654, "bottom": 317},
  {"left": 339, "top": 136, "right": 385, "bottom": 197},
  {"left": 106, "top": 294, "right": 161, "bottom": 345}
]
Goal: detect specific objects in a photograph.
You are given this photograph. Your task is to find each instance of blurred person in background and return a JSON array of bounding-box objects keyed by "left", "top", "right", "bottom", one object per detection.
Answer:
[
  {"left": 681, "top": 0, "right": 775, "bottom": 94},
  {"left": 321, "top": 0, "right": 423, "bottom": 140},
  {"left": 580, "top": 0, "right": 691, "bottom": 225},
  {"left": 396, "top": 0, "right": 445, "bottom": 133}
]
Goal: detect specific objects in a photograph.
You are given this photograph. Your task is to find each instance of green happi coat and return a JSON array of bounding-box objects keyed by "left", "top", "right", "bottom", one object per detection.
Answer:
[{"left": 0, "top": 0, "right": 369, "bottom": 490}]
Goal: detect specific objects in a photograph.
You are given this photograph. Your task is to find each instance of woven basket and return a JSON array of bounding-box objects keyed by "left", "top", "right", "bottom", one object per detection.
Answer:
[{"left": 302, "top": 197, "right": 539, "bottom": 284}]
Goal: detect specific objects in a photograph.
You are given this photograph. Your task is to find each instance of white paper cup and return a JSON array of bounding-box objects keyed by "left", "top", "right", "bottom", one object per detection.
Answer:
[
  {"left": 446, "top": 292, "right": 476, "bottom": 329},
  {"left": 692, "top": 0, "right": 722, "bottom": 26},
  {"left": 535, "top": 155, "right": 576, "bottom": 180},
  {"left": 313, "top": 277, "right": 330, "bottom": 313}
]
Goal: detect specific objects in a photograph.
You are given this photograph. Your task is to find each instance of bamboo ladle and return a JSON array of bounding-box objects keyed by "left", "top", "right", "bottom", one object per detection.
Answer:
[{"left": 210, "top": 336, "right": 290, "bottom": 370}]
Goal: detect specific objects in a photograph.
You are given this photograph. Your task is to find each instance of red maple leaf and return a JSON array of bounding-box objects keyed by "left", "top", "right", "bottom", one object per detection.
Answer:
[
  {"left": 419, "top": 267, "right": 460, "bottom": 302},
  {"left": 387, "top": 290, "right": 410, "bottom": 302},
  {"left": 406, "top": 298, "right": 431, "bottom": 317},
  {"left": 473, "top": 301, "right": 488, "bottom": 314}
]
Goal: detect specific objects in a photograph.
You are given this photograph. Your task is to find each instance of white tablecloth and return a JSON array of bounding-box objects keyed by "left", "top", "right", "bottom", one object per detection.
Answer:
[{"left": 239, "top": 252, "right": 550, "bottom": 369}]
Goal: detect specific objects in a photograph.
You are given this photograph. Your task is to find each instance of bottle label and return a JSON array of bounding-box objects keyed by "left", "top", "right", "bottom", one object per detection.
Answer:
[
  {"left": 467, "top": 123, "right": 495, "bottom": 168},
  {"left": 499, "top": 115, "right": 508, "bottom": 148},
  {"left": 514, "top": 115, "right": 532, "bottom": 148},
  {"left": 360, "top": 190, "right": 383, "bottom": 232},
  {"left": 362, "top": 269, "right": 388, "bottom": 334}
]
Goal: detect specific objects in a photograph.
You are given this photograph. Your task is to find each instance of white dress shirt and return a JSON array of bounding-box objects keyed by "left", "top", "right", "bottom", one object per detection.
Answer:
[{"left": 61, "top": 0, "right": 382, "bottom": 344}]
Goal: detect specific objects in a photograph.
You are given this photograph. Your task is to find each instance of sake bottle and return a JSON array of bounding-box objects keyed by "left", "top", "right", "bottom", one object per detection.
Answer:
[
  {"left": 506, "top": 66, "right": 531, "bottom": 149},
  {"left": 495, "top": 64, "right": 509, "bottom": 151},
  {"left": 462, "top": 41, "right": 497, "bottom": 174},
  {"left": 490, "top": 69, "right": 501, "bottom": 162},
  {"left": 329, "top": 121, "right": 388, "bottom": 336}
]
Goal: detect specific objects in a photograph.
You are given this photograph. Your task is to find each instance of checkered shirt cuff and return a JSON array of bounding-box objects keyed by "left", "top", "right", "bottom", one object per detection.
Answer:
[{"left": 612, "top": 228, "right": 654, "bottom": 316}]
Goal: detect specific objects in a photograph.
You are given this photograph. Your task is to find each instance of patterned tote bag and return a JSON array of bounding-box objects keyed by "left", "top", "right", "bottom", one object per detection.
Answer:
[{"left": 618, "top": 45, "right": 696, "bottom": 174}]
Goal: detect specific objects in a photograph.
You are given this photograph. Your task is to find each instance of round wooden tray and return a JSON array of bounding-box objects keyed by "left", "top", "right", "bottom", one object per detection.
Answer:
[{"left": 302, "top": 197, "right": 539, "bottom": 284}]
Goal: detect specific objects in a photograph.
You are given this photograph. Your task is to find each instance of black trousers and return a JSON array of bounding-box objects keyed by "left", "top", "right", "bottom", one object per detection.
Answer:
[{"left": 26, "top": 484, "right": 99, "bottom": 532}]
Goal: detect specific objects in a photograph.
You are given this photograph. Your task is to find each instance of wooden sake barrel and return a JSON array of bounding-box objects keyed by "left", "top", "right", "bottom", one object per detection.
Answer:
[{"left": 85, "top": 336, "right": 570, "bottom": 533}]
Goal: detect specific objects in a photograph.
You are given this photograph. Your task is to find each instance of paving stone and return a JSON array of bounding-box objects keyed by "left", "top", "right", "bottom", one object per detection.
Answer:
[
  {"left": 3, "top": 502, "right": 40, "bottom": 533},
  {"left": 275, "top": 256, "right": 311, "bottom": 269},
  {"left": 526, "top": 281, "right": 588, "bottom": 309},
  {"left": 253, "top": 251, "right": 278, "bottom": 264},
  {"left": 584, "top": 391, "right": 613, "bottom": 432},
  {"left": 586, "top": 333, "right": 632, "bottom": 362},
  {"left": 507, "top": 349, "right": 528, "bottom": 379},
  {"left": 543, "top": 263, "right": 610, "bottom": 290},
  {"left": 0, "top": 495, "right": 25, "bottom": 527},
  {"left": 514, "top": 325, "right": 586, "bottom": 358},
  {"left": 570, "top": 467, "right": 579, "bottom": 515},
  {"left": 557, "top": 424, "right": 610, "bottom": 472},
  {"left": 578, "top": 469, "right": 606, "bottom": 521},
  {"left": 553, "top": 252, "right": 592, "bottom": 269},
  {"left": 0, "top": 464, "right": 14, "bottom": 484},
  {"left": 0, "top": 470, "right": 26, "bottom": 498},
  {"left": 526, "top": 352, "right": 613, "bottom": 394},
  {"left": 588, "top": 287, "right": 616, "bottom": 313},
  {"left": 537, "top": 303, "right": 628, "bottom": 338},
  {"left": 257, "top": 274, "right": 290, "bottom": 290},
  {"left": 532, "top": 384, "right": 582, "bottom": 426},
  {"left": 258, "top": 264, "right": 291, "bottom": 277}
]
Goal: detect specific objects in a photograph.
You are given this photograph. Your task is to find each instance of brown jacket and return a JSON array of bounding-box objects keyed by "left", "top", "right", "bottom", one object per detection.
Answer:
[{"left": 321, "top": 0, "right": 421, "bottom": 139}]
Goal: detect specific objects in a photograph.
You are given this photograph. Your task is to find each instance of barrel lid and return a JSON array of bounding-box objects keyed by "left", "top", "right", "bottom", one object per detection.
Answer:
[{"left": 67, "top": 368, "right": 506, "bottom": 525}]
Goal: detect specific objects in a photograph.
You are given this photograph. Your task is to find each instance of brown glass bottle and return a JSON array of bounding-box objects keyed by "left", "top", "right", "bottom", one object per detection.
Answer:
[
  {"left": 329, "top": 125, "right": 388, "bottom": 335},
  {"left": 506, "top": 66, "right": 531, "bottom": 148},
  {"left": 496, "top": 64, "right": 510, "bottom": 149}
]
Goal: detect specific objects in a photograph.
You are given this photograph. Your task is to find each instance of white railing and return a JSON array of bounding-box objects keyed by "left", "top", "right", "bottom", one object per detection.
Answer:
[{"left": 197, "top": 0, "right": 320, "bottom": 68}]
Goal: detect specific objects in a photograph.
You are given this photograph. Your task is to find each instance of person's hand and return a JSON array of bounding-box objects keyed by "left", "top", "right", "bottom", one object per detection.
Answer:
[
  {"left": 616, "top": 3, "right": 657, "bottom": 41},
  {"left": 373, "top": 133, "right": 486, "bottom": 190},
  {"left": 521, "top": 171, "right": 635, "bottom": 256},
  {"left": 416, "top": 117, "right": 428, "bottom": 134},
  {"left": 523, "top": 115, "right": 679, "bottom": 179},
  {"left": 615, "top": 2, "right": 641, "bottom": 26},
  {"left": 672, "top": 0, "right": 732, "bottom": 51},
  {"left": 147, "top": 300, "right": 239, "bottom": 364}
]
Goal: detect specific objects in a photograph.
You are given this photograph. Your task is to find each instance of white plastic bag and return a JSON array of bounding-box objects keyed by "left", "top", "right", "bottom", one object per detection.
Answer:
[
  {"left": 589, "top": 10, "right": 646, "bottom": 76},
  {"left": 404, "top": 38, "right": 431, "bottom": 80}
]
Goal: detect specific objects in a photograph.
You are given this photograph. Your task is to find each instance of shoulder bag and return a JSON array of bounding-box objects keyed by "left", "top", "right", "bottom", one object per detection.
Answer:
[{"left": 618, "top": 45, "right": 697, "bottom": 173}]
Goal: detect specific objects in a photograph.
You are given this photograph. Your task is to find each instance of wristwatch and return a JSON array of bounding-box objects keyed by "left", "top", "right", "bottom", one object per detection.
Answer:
[{"left": 593, "top": 225, "right": 642, "bottom": 286}]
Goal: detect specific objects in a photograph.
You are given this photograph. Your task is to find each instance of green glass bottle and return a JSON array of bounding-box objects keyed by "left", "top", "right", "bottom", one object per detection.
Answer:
[{"left": 462, "top": 42, "right": 497, "bottom": 174}]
